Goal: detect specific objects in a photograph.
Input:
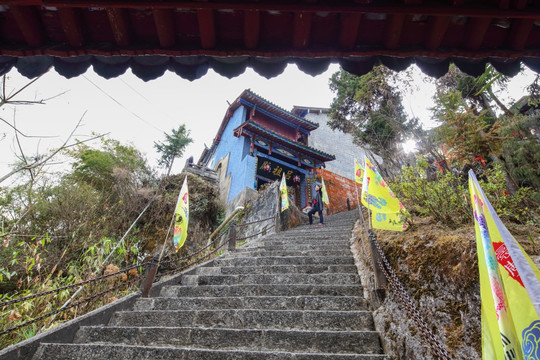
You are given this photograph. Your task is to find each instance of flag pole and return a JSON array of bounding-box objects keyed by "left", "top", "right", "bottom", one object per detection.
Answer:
[
  {"left": 354, "top": 181, "right": 369, "bottom": 236},
  {"left": 363, "top": 158, "right": 372, "bottom": 229}
]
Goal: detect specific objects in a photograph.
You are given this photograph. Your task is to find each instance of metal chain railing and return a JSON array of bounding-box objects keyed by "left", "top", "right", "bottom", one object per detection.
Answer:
[
  {"left": 0, "top": 262, "right": 147, "bottom": 308},
  {"left": 368, "top": 230, "right": 452, "bottom": 360},
  {"left": 1, "top": 202, "right": 278, "bottom": 341},
  {"left": 0, "top": 275, "right": 140, "bottom": 337}
]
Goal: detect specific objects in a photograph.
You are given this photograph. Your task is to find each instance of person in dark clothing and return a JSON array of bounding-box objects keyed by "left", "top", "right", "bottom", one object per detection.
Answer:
[{"left": 308, "top": 184, "right": 324, "bottom": 225}]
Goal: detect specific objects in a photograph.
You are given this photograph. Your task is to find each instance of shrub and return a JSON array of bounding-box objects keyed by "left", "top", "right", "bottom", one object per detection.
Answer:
[{"left": 392, "top": 158, "right": 538, "bottom": 226}]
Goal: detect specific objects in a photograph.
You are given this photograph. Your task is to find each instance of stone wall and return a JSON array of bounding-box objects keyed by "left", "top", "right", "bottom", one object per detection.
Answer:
[
  {"left": 318, "top": 168, "right": 360, "bottom": 214},
  {"left": 236, "top": 181, "right": 307, "bottom": 243}
]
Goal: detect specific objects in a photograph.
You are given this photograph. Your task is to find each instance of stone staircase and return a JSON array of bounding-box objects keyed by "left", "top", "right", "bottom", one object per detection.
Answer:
[{"left": 32, "top": 210, "right": 390, "bottom": 359}]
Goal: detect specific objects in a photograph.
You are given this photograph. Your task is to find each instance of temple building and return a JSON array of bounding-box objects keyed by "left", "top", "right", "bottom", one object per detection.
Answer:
[
  {"left": 199, "top": 90, "right": 374, "bottom": 213},
  {"left": 199, "top": 89, "right": 335, "bottom": 210}
]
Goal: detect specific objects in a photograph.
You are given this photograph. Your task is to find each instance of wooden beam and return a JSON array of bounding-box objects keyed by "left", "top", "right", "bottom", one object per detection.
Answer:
[
  {"left": 384, "top": 14, "right": 406, "bottom": 49},
  {"left": 5, "top": 1, "right": 540, "bottom": 19},
  {"left": 465, "top": 17, "right": 491, "bottom": 50},
  {"left": 513, "top": 0, "right": 528, "bottom": 9},
  {"left": 106, "top": 8, "right": 132, "bottom": 47},
  {"left": 197, "top": 9, "right": 216, "bottom": 49},
  {"left": 508, "top": 18, "right": 534, "bottom": 50},
  {"left": 339, "top": 13, "right": 361, "bottom": 50},
  {"left": 58, "top": 8, "right": 84, "bottom": 47},
  {"left": 244, "top": 9, "right": 260, "bottom": 49},
  {"left": 10, "top": 6, "right": 44, "bottom": 47},
  {"left": 293, "top": 12, "right": 312, "bottom": 49},
  {"left": 153, "top": 9, "right": 176, "bottom": 47},
  {"left": 425, "top": 16, "right": 450, "bottom": 50},
  {"left": 497, "top": 0, "right": 511, "bottom": 9}
]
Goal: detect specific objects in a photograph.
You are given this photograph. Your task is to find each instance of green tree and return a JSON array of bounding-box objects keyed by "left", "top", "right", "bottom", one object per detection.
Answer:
[
  {"left": 154, "top": 124, "right": 193, "bottom": 176},
  {"left": 328, "top": 66, "right": 419, "bottom": 174}
]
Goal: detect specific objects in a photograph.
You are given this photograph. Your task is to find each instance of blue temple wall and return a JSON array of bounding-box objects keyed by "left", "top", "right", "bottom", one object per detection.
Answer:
[{"left": 211, "top": 106, "right": 257, "bottom": 203}]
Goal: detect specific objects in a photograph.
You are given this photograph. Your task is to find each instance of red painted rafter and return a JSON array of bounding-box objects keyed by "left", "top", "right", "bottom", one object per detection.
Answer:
[
  {"left": 508, "top": 18, "right": 534, "bottom": 50},
  {"left": 106, "top": 8, "right": 132, "bottom": 47},
  {"left": 3, "top": 1, "right": 538, "bottom": 19},
  {"left": 153, "top": 9, "right": 176, "bottom": 47},
  {"left": 293, "top": 12, "right": 312, "bottom": 49},
  {"left": 244, "top": 10, "right": 260, "bottom": 49},
  {"left": 339, "top": 13, "right": 361, "bottom": 50},
  {"left": 198, "top": 9, "right": 216, "bottom": 49},
  {"left": 465, "top": 17, "right": 491, "bottom": 50},
  {"left": 10, "top": 6, "right": 44, "bottom": 47},
  {"left": 58, "top": 8, "right": 84, "bottom": 47},
  {"left": 513, "top": 0, "right": 528, "bottom": 9},
  {"left": 384, "top": 14, "right": 406, "bottom": 49},
  {"left": 425, "top": 16, "right": 450, "bottom": 50},
  {"left": 498, "top": 0, "right": 511, "bottom": 9}
]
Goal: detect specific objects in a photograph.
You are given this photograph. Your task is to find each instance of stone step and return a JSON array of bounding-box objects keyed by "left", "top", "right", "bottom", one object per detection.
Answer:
[
  {"left": 212, "top": 256, "right": 355, "bottom": 267},
  {"left": 75, "top": 326, "right": 383, "bottom": 354},
  {"left": 134, "top": 295, "right": 368, "bottom": 311},
  {"left": 243, "top": 244, "right": 351, "bottom": 252},
  {"left": 264, "top": 229, "right": 353, "bottom": 238},
  {"left": 231, "top": 250, "right": 352, "bottom": 257},
  {"left": 254, "top": 239, "right": 350, "bottom": 247},
  {"left": 196, "top": 264, "right": 358, "bottom": 275},
  {"left": 160, "top": 284, "right": 362, "bottom": 298},
  {"left": 34, "top": 343, "right": 391, "bottom": 360},
  {"left": 109, "top": 309, "right": 375, "bottom": 331},
  {"left": 184, "top": 273, "right": 360, "bottom": 286}
]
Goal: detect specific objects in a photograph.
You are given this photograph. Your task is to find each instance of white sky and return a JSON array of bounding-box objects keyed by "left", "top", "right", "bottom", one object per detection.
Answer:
[{"left": 0, "top": 63, "right": 536, "bottom": 185}]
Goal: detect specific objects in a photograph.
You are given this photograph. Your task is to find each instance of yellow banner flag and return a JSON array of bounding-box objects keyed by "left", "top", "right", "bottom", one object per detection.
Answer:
[
  {"left": 321, "top": 177, "right": 330, "bottom": 206},
  {"left": 279, "top": 174, "right": 289, "bottom": 212},
  {"left": 173, "top": 177, "right": 189, "bottom": 251},
  {"left": 355, "top": 158, "right": 364, "bottom": 184},
  {"left": 372, "top": 211, "right": 409, "bottom": 232},
  {"left": 469, "top": 170, "right": 540, "bottom": 360},
  {"left": 361, "top": 158, "right": 405, "bottom": 211}
]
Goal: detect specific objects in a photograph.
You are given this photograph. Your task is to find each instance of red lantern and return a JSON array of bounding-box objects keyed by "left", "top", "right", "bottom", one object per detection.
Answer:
[
  {"left": 264, "top": 164, "right": 271, "bottom": 172},
  {"left": 293, "top": 175, "right": 300, "bottom": 183}
]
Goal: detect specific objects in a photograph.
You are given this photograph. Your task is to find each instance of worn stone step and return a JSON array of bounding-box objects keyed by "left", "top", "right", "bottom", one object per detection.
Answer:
[
  {"left": 75, "top": 326, "right": 383, "bottom": 354},
  {"left": 254, "top": 239, "right": 350, "bottom": 247},
  {"left": 160, "top": 284, "right": 362, "bottom": 298},
  {"left": 34, "top": 343, "right": 392, "bottom": 360},
  {"left": 243, "top": 244, "right": 351, "bottom": 252},
  {"left": 264, "top": 230, "right": 352, "bottom": 239},
  {"left": 109, "top": 309, "right": 375, "bottom": 331},
  {"left": 212, "top": 256, "right": 355, "bottom": 267},
  {"left": 232, "top": 250, "right": 352, "bottom": 257},
  {"left": 196, "top": 264, "right": 358, "bottom": 275},
  {"left": 186, "top": 273, "right": 360, "bottom": 286},
  {"left": 134, "top": 295, "right": 368, "bottom": 311}
]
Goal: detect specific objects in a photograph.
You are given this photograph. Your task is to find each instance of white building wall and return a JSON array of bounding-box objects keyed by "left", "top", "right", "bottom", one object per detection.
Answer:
[{"left": 303, "top": 110, "right": 377, "bottom": 180}]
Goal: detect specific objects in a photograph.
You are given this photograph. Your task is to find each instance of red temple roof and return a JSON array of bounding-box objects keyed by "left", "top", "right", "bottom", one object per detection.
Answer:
[
  {"left": 0, "top": 0, "right": 539, "bottom": 80},
  {"left": 234, "top": 120, "right": 336, "bottom": 163}
]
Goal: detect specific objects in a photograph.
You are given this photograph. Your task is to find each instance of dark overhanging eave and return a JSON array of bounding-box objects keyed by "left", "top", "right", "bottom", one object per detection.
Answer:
[{"left": 1, "top": 54, "right": 538, "bottom": 82}]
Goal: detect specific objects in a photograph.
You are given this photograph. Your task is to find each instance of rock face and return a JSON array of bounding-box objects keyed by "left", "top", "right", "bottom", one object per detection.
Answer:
[
  {"left": 350, "top": 219, "right": 482, "bottom": 360},
  {"left": 32, "top": 210, "right": 390, "bottom": 360}
]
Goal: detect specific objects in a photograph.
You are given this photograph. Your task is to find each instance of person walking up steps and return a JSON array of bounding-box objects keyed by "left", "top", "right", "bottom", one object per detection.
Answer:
[{"left": 308, "top": 184, "right": 324, "bottom": 226}]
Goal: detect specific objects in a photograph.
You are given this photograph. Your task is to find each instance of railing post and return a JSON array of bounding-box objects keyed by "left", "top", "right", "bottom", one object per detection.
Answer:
[
  {"left": 228, "top": 220, "right": 237, "bottom": 251},
  {"left": 141, "top": 255, "right": 159, "bottom": 298},
  {"left": 347, "top": 198, "right": 351, "bottom": 211},
  {"left": 368, "top": 230, "right": 388, "bottom": 291}
]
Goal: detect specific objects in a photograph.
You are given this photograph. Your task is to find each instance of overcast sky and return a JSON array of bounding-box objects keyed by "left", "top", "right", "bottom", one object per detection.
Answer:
[{"left": 0, "top": 63, "right": 535, "bottom": 186}]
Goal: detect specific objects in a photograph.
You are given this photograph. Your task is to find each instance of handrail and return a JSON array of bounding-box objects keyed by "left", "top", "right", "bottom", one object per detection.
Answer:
[{"left": 206, "top": 206, "right": 244, "bottom": 245}]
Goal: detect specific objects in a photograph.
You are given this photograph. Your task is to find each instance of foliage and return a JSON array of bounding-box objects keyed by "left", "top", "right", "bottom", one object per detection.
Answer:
[
  {"left": 154, "top": 124, "right": 193, "bottom": 176},
  {"left": 499, "top": 114, "right": 540, "bottom": 203},
  {"left": 0, "top": 134, "right": 224, "bottom": 350},
  {"left": 431, "top": 89, "right": 504, "bottom": 164},
  {"left": 392, "top": 158, "right": 538, "bottom": 227},
  {"left": 328, "top": 66, "right": 419, "bottom": 173}
]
